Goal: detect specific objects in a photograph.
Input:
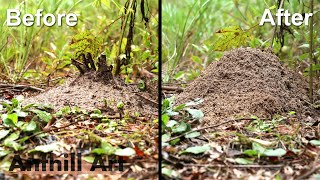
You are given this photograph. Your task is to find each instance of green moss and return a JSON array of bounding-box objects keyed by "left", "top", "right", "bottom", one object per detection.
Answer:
[{"left": 69, "top": 31, "right": 102, "bottom": 61}]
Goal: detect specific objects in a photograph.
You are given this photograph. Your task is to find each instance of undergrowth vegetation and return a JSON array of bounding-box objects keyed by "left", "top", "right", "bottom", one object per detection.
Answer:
[
  {"left": 0, "top": 0, "right": 158, "bottom": 85},
  {"left": 162, "top": 0, "right": 319, "bottom": 83}
]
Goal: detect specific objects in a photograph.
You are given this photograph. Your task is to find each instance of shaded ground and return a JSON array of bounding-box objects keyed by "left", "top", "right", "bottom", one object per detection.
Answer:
[{"left": 162, "top": 48, "right": 320, "bottom": 179}]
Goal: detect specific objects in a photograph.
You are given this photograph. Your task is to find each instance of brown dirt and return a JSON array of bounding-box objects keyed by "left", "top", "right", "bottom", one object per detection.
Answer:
[
  {"left": 176, "top": 47, "right": 318, "bottom": 125},
  {"left": 24, "top": 72, "right": 157, "bottom": 117}
]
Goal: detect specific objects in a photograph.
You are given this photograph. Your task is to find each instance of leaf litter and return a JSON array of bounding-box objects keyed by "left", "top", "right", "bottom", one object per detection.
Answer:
[{"left": 1, "top": 72, "right": 158, "bottom": 179}]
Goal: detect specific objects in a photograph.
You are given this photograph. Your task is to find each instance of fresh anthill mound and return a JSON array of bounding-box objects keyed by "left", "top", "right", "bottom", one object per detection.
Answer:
[
  {"left": 23, "top": 71, "right": 157, "bottom": 118},
  {"left": 176, "top": 47, "right": 316, "bottom": 125}
]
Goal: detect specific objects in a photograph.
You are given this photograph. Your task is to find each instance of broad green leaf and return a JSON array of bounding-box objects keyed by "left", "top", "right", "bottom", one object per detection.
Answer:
[
  {"left": 173, "top": 122, "right": 188, "bottom": 133},
  {"left": 244, "top": 149, "right": 258, "bottom": 157},
  {"left": 0, "top": 130, "right": 10, "bottom": 140},
  {"left": 252, "top": 142, "right": 266, "bottom": 154},
  {"left": 162, "top": 114, "right": 170, "bottom": 125},
  {"left": 185, "top": 108, "right": 204, "bottom": 120},
  {"left": 235, "top": 158, "right": 254, "bottom": 165},
  {"left": 4, "top": 131, "right": 20, "bottom": 142},
  {"left": 169, "top": 138, "right": 180, "bottom": 145},
  {"left": 181, "top": 145, "right": 210, "bottom": 154},
  {"left": 31, "top": 109, "right": 52, "bottom": 122},
  {"left": 185, "top": 131, "right": 201, "bottom": 138},
  {"left": 83, "top": 156, "right": 95, "bottom": 163},
  {"left": 310, "top": 140, "right": 320, "bottom": 146},
  {"left": 166, "top": 120, "right": 178, "bottom": 128},
  {"left": 162, "top": 134, "right": 171, "bottom": 142},
  {"left": 0, "top": 149, "right": 11, "bottom": 157},
  {"left": 23, "top": 120, "right": 37, "bottom": 132},
  {"left": 2, "top": 113, "right": 18, "bottom": 127},
  {"left": 191, "top": 56, "right": 202, "bottom": 64},
  {"left": 29, "top": 143, "right": 58, "bottom": 153},
  {"left": 14, "top": 109, "right": 28, "bottom": 117},
  {"left": 114, "top": 147, "right": 136, "bottom": 156},
  {"left": 264, "top": 148, "right": 286, "bottom": 157},
  {"left": 174, "top": 104, "right": 186, "bottom": 111},
  {"left": 162, "top": 167, "right": 179, "bottom": 178},
  {"left": 174, "top": 71, "right": 185, "bottom": 80},
  {"left": 91, "top": 148, "right": 108, "bottom": 155},
  {"left": 4, "top": 141, "right": 22, "bottom": 151}
]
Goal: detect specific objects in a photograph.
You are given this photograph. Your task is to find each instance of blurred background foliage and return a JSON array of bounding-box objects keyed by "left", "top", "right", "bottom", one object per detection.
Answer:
[
  {"left": 162, "top": 0, "right": 320, "bottom": 83},
  {"left": 0, "top": 0, "right": 158, "bottom": 85}
]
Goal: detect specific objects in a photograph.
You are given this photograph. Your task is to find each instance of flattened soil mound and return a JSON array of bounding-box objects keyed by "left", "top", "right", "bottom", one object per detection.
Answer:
[
  {"left": 24, "top": 73, "right": 157, "bottom": 117},
  {"left": 177, "top": 48, "right": 316, "bottom": 125}
]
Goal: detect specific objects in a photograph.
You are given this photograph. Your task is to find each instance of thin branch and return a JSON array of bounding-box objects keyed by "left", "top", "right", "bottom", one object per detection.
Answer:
[{"left": 164, "top": 117, "right": 267, "bottom": 143}]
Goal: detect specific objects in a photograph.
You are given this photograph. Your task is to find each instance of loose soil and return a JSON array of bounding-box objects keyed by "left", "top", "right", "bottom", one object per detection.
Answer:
[
  {"left": 24, "top": 72, "right": 157, "bottom": 118},
  {"left": 176, "top": 47, "right": 318, "bottom": 125}
]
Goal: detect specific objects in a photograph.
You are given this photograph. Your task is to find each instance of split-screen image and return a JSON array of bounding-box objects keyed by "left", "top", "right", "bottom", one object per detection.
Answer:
[{"left": 0, "top": 0, "right": 319, "bottom": 179}]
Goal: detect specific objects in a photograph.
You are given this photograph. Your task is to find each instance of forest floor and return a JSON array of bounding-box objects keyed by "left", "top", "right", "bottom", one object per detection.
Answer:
[
  {"left": 162, "top": 48, "right": 320, "bottom": 179},
  {"left": 0, "top": 72, "right": 158, "bottom": 179}
]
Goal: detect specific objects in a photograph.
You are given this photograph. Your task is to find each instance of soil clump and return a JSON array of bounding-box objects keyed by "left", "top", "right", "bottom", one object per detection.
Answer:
[
  {"left": 176, "top": 48, "right": 317, "bottom": 125},
  {"left": 24, "top": 72, "right": 157, "bottom": 117}
]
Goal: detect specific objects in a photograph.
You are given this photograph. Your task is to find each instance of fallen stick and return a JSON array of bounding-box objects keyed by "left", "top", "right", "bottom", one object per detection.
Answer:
[
  {"left": 164, "top": 117, "right": 267, "bottom": 143},
  {"left": 0, "top": 83, "right": 44, "bottom": 92},
  {"left": 162, "top": 85, "right": 184, "bottom": 93}
]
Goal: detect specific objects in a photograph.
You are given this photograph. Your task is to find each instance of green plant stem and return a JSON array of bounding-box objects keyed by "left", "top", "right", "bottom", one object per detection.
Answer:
[{"left": 115, "top": 0, "right": 135, "bottom": 76}]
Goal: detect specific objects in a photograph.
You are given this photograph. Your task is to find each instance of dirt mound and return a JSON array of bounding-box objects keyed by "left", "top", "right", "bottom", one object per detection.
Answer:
[
  {"left": 176, "top": 48, "right": 315, "bottom": 125},
  {"left": 24, "top": 72, "right": 157, "bottom": 117}
]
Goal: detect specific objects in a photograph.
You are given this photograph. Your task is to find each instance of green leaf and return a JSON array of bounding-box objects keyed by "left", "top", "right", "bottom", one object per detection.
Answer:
[
  {"left": 191, "top": 56, "right": 202, "bottom": 64},
  {"left": 0, "top": 130, "right": 10, "bottom": 140},
  {"left": 91, "top": 141, "right": 116, "bottom": 155},
  {"left": 310, "top": 140, "right": 320, "bottom": 146},
  {"left": 29, "top": 143, "right": 58, "bottom": 153},
  {"left": 0, "top": 149, "right": 11, "bottom": 157},
  {"left": 4, "top": 141, "right": 22, "bottom": 151},
  {"left": 185, "top": 131, "right": 201, "bottom": 138},
  {"left": 235, "top": 158, "right": 254, "bottom": 165},
  {"left": 83, "top": 156, "right": 95, "bottom": 163},
  {"left": 166, "top": 120, "right": 178, "bottom": 128},
  {"left": 4, "top": 131, "right": 20, "bottom": 143},
  {"left": 162, "top": 167, "right": 179, "bottom": 178},
  {"left": 173, "top": 104, "right": 186, "bottom": 111},
  {"left": 22, "top": 120, "right": 37, "bottom": 132},
  {"left": 11, "top": 98, "right": 19, "bottom": 108},
  {"left": 243, "top": 149, "right": 258, "bottom": 157},
  {"left": 114, "top": 147, "right": 136, "bottom": 156},
  {"left": 173, "top": 122, "right": 188, "bottom": 133},
  {"left": 162, "top": 114, "right": 170, "bottom": 125},
  {"left": 185, "top": 108, "right": 204, "bottom": 120},
  {"left": 2, "top": 113, "right": 18, "bottom": 127},
  {"left": 252, "top": 142, "right": 266, "bottom": 154},
  {"left": 181, "top": 145, "right": 210, "bottom": 154},
  {"left": 117, "top": 101, "right": 124, "bottom": 109},
  {"left": 264, "top": 148, "right": 287, "bottom": 157},
  {"left": 14, "top": 109, "right": 28, "bottom": 117},
  {"left": 31, "top": 109, "right": 52, "bottom": 122}
]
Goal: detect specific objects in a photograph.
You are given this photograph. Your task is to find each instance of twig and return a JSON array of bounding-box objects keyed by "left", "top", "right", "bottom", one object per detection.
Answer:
[
  {"left": 0, "top": 83, "right": 44, "bottom": 92},
  {"left": 162, "top": 86, "right": 184, "bottom": 93},
  {"left": 164, "top": 118, "right": 266, "bottom": 143},
  {"left": 296, "top": 165, "right": 320, "bottom": 180},
  {"left": 271, "top": 0, "right": 285, "bottom": 47},
  {"left": 182, "top": 163, "right": 283, "bottom": 168}
]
